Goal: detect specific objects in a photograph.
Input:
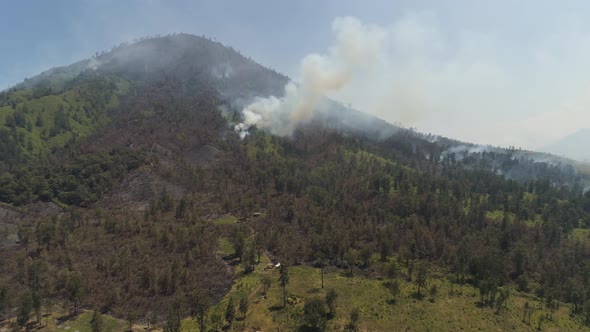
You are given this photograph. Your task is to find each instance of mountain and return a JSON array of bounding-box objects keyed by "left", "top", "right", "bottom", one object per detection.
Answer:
[
  {"left": 3, "top": 33, "right": 587, "bottom": 187},
  {"left": 542, "top": 128, "right": 590, "bottom": 162},
  {"left": 16, "top": 34, "right": 289, "bottom": 102},
  {"left": 1, "top": 34, "right": 590, "bottom": 331}
]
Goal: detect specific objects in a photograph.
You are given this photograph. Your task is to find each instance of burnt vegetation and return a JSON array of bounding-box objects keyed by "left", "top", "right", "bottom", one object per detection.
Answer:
[{"left": 1, "top": 34, "right": 590, "bottom": 329}]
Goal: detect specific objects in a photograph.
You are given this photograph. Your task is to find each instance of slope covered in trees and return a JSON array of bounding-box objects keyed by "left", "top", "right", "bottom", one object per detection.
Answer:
[{"left": 0, "top": 34, "right": 589, "bottom": 331}]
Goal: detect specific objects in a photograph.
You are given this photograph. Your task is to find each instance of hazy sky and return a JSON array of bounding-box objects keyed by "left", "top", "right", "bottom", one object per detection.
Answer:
[{"left": 2, "top": 0, "right": 590, "bottom": 150}]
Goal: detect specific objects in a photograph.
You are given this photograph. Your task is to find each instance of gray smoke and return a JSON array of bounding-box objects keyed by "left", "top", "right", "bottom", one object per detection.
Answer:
[{"left": 235, "top": 17, "right": 387, "bottom": 138}]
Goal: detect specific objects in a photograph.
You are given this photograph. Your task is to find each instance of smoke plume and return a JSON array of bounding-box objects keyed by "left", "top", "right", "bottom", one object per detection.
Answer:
[
  {"left": 235, "top": 17, "right": 387, "bottom": 137},
  {"left": 236, "top": 13, "right": 590, "bottom": 152}
]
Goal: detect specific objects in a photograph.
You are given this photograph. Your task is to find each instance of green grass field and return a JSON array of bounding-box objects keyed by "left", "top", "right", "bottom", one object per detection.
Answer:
[
  {"left": 5, "top": 251, "right": 587, "bottom": 331},
  {"left": 0, "top": 306, "right": 132, "bottom": 332},
  {"left": 210, "top": 257, "right": 590, "bottom": 331},
  {"left": 212, "top": 215, "right": 238, "bottom": 225}
]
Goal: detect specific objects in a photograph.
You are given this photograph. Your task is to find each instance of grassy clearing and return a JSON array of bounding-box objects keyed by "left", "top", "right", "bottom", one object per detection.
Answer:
[
  {"left": 5, "top": 257, "right": 586, "bottom": 331},
  {"left": 218, "top": 237, "right": 235, "bottom": 257},
  {"left": 0, "top": 306, "right": 131, "bottom": 332},
  {"left": 213, "top": 214, "right": 238, "bottom": 225},
  {"left": 213, "top": 259, "right": 590, "bottom": 331},
  {"left": 181, "top": 252, "right": 275, "bottom": 331}
]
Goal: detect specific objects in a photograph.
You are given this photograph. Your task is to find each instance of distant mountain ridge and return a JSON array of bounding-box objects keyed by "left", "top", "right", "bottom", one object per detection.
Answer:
[{"left": 542, "top": 128, "right": 590, "bottom": 162}]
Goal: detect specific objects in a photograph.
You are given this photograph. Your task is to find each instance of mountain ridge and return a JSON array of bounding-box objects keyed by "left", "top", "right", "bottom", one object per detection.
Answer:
[
  {"left": 7, "top": 33, "right": 589, "bottom": 185},
  {"left": 542, "top": 128, "right": 590, "bottom": 162}
]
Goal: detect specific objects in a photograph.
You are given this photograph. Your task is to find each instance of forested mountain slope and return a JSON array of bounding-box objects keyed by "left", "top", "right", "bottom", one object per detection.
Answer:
[{"left": 0, "top": 34, "right": 589, "bottom": 331}]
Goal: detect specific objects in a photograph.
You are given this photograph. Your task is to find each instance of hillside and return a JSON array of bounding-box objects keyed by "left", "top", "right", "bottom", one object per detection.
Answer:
[{"left": 0, "top": 34, "right": 590, "bottom": 331}]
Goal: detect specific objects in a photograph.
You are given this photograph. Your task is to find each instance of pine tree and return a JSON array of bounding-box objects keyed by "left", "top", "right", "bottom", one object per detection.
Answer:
[
  {"left": 224, "top": 298, "right": 235, "bottom": 327},
  {"left": 279, "top": 265, "right": 289, "bottom": 308}
]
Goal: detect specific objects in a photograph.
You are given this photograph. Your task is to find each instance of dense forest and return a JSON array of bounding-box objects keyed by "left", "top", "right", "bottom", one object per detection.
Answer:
[{"left": 0, "top": 34, "right": 589, "bottom": 331}]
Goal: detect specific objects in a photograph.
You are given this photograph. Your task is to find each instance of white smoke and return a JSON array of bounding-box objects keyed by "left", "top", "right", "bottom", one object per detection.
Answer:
[
  {"left": 236, "top": 13, "right": 590, "bottom": 149},
  {"left": 86, "top": 57, "right": 102, "bottom": 71},
  {"left": 235, "top": 17, "right": 387, "bottom": 137},
  {"left": 212, "top": 63, "right": 234, "bottom": 79}
]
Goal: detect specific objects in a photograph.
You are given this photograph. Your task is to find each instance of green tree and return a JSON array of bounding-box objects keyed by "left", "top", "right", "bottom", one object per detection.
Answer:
[
  {"left": 147, "top": 311, "right": 158, "bottom": 330},
  {"left": 239, "top": 295, "right": 248, "bottom": 318},
  {"left": 537, "top": 315, "right": 546, "bottom": 331},
  {"left": 66, "top": 271, "right": 83, "bottom": 315},
  {"left": 279, "top": 264, "right": 289, "bottom": 308},
  {"left": 348, "top": 307, "right": 360, "bottom": 331},
  {"left": 90, "top": 309, "right": 104, "bottom": 332},
  {"left": 414, "top": 262, "right": 428, "bottom": 298},
  {"left": 429, "top": 284, "right": 438, "bottom": 303},
  {"left": 254, "top": 232, "right": 264, "bottom": 263},
  {"left": 379, "top": 239, "right": 391, "bottom": 262},
  {"left": 36, "top": 221, "right": 55, "bottom": 251},
  {"left": 209, "top": 311, "right": 222, "bottom": 331},
  {"left": 0, "top": 286, "right": 8, "bottom": 321},
  {"left": 224, "top": 298, "right": 235, "bottom": 327},
  {"left": 175, "top": 195, "right": 188, "bottom": 219},
  {"left": 344, "top": 249, "right": 358, "bottom": 276},
  {"left": 17, "top": 289, "right": 33, "bottom": 328},
  {"left": 17, "top": 225, "right": 32, "bottom": 251},
  {"left": 303, "top": 297, "right": 326, "bottom": 331},
  {"left": 360, "top": 247, "right": 372, "bottom": 268},
  {"left": 53, "top": 106, "right": 71, "bottom": 133},
  {"left": 32, "top": 291, "right": 43, "bottom": 325},
  {"left": 546, "top": 295, "right": 558, "bottom": 320},
  {"left": 35, "top": 114, "right": 44, "bottom": 127},
  {"left": 495, "top": 287, "right": 510, "bottom": 314},
  {"left": 241, "top": 242, "right": 256, "bottom": 273},
  {"left": 325, "top": 288, "right": 338, "bottom": 317},
  {"left": 583, "top": 299, "right": 590, "bottom": 326},
  {"left": 384, "top": 260, "right": 399, "bottom": 279},
  {"left": 28, "top": 259, "right": 47, "bottom": 295},
  {"left": 127, "top": 310, "right": 138, "bottom": 331},
  {"left": 231, "top": 227, "right": 245, "bottom": 260},
  {"left": 522, "top": 301, "right": 529, "bottom": 323},
  {"left": 165, "top": 296, "right": 183, "bottom": 332},
  {"left": 261, "top": 275, "right": 271, "bottom": 294},
  {"left": 385, "top": 279, "right": 401, "bottom": 303},
  {"left": 188, "top": 290, "right": 210, "bottom": 332},
  {"left": 159, "top": 191, "right": 174, "bottom": 212}
]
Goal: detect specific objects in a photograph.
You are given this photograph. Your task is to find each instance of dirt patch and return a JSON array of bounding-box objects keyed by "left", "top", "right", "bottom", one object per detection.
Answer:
[
  {"left": 185, "top": 144, "right": 220, "bottom": 166},
  {"left": 0, "top": 223, "right": 18, "bottom": 248},
  {"left": 26, "top": 201, "right": 63, "bottom": 218},
  {"left": 0, "top": 204, "right": 22, "bottom": 222}
]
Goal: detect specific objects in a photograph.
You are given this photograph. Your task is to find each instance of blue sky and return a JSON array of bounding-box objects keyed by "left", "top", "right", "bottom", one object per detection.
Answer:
[{"left": 2, "top": 1, "right": 590, "bottom": 150}]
